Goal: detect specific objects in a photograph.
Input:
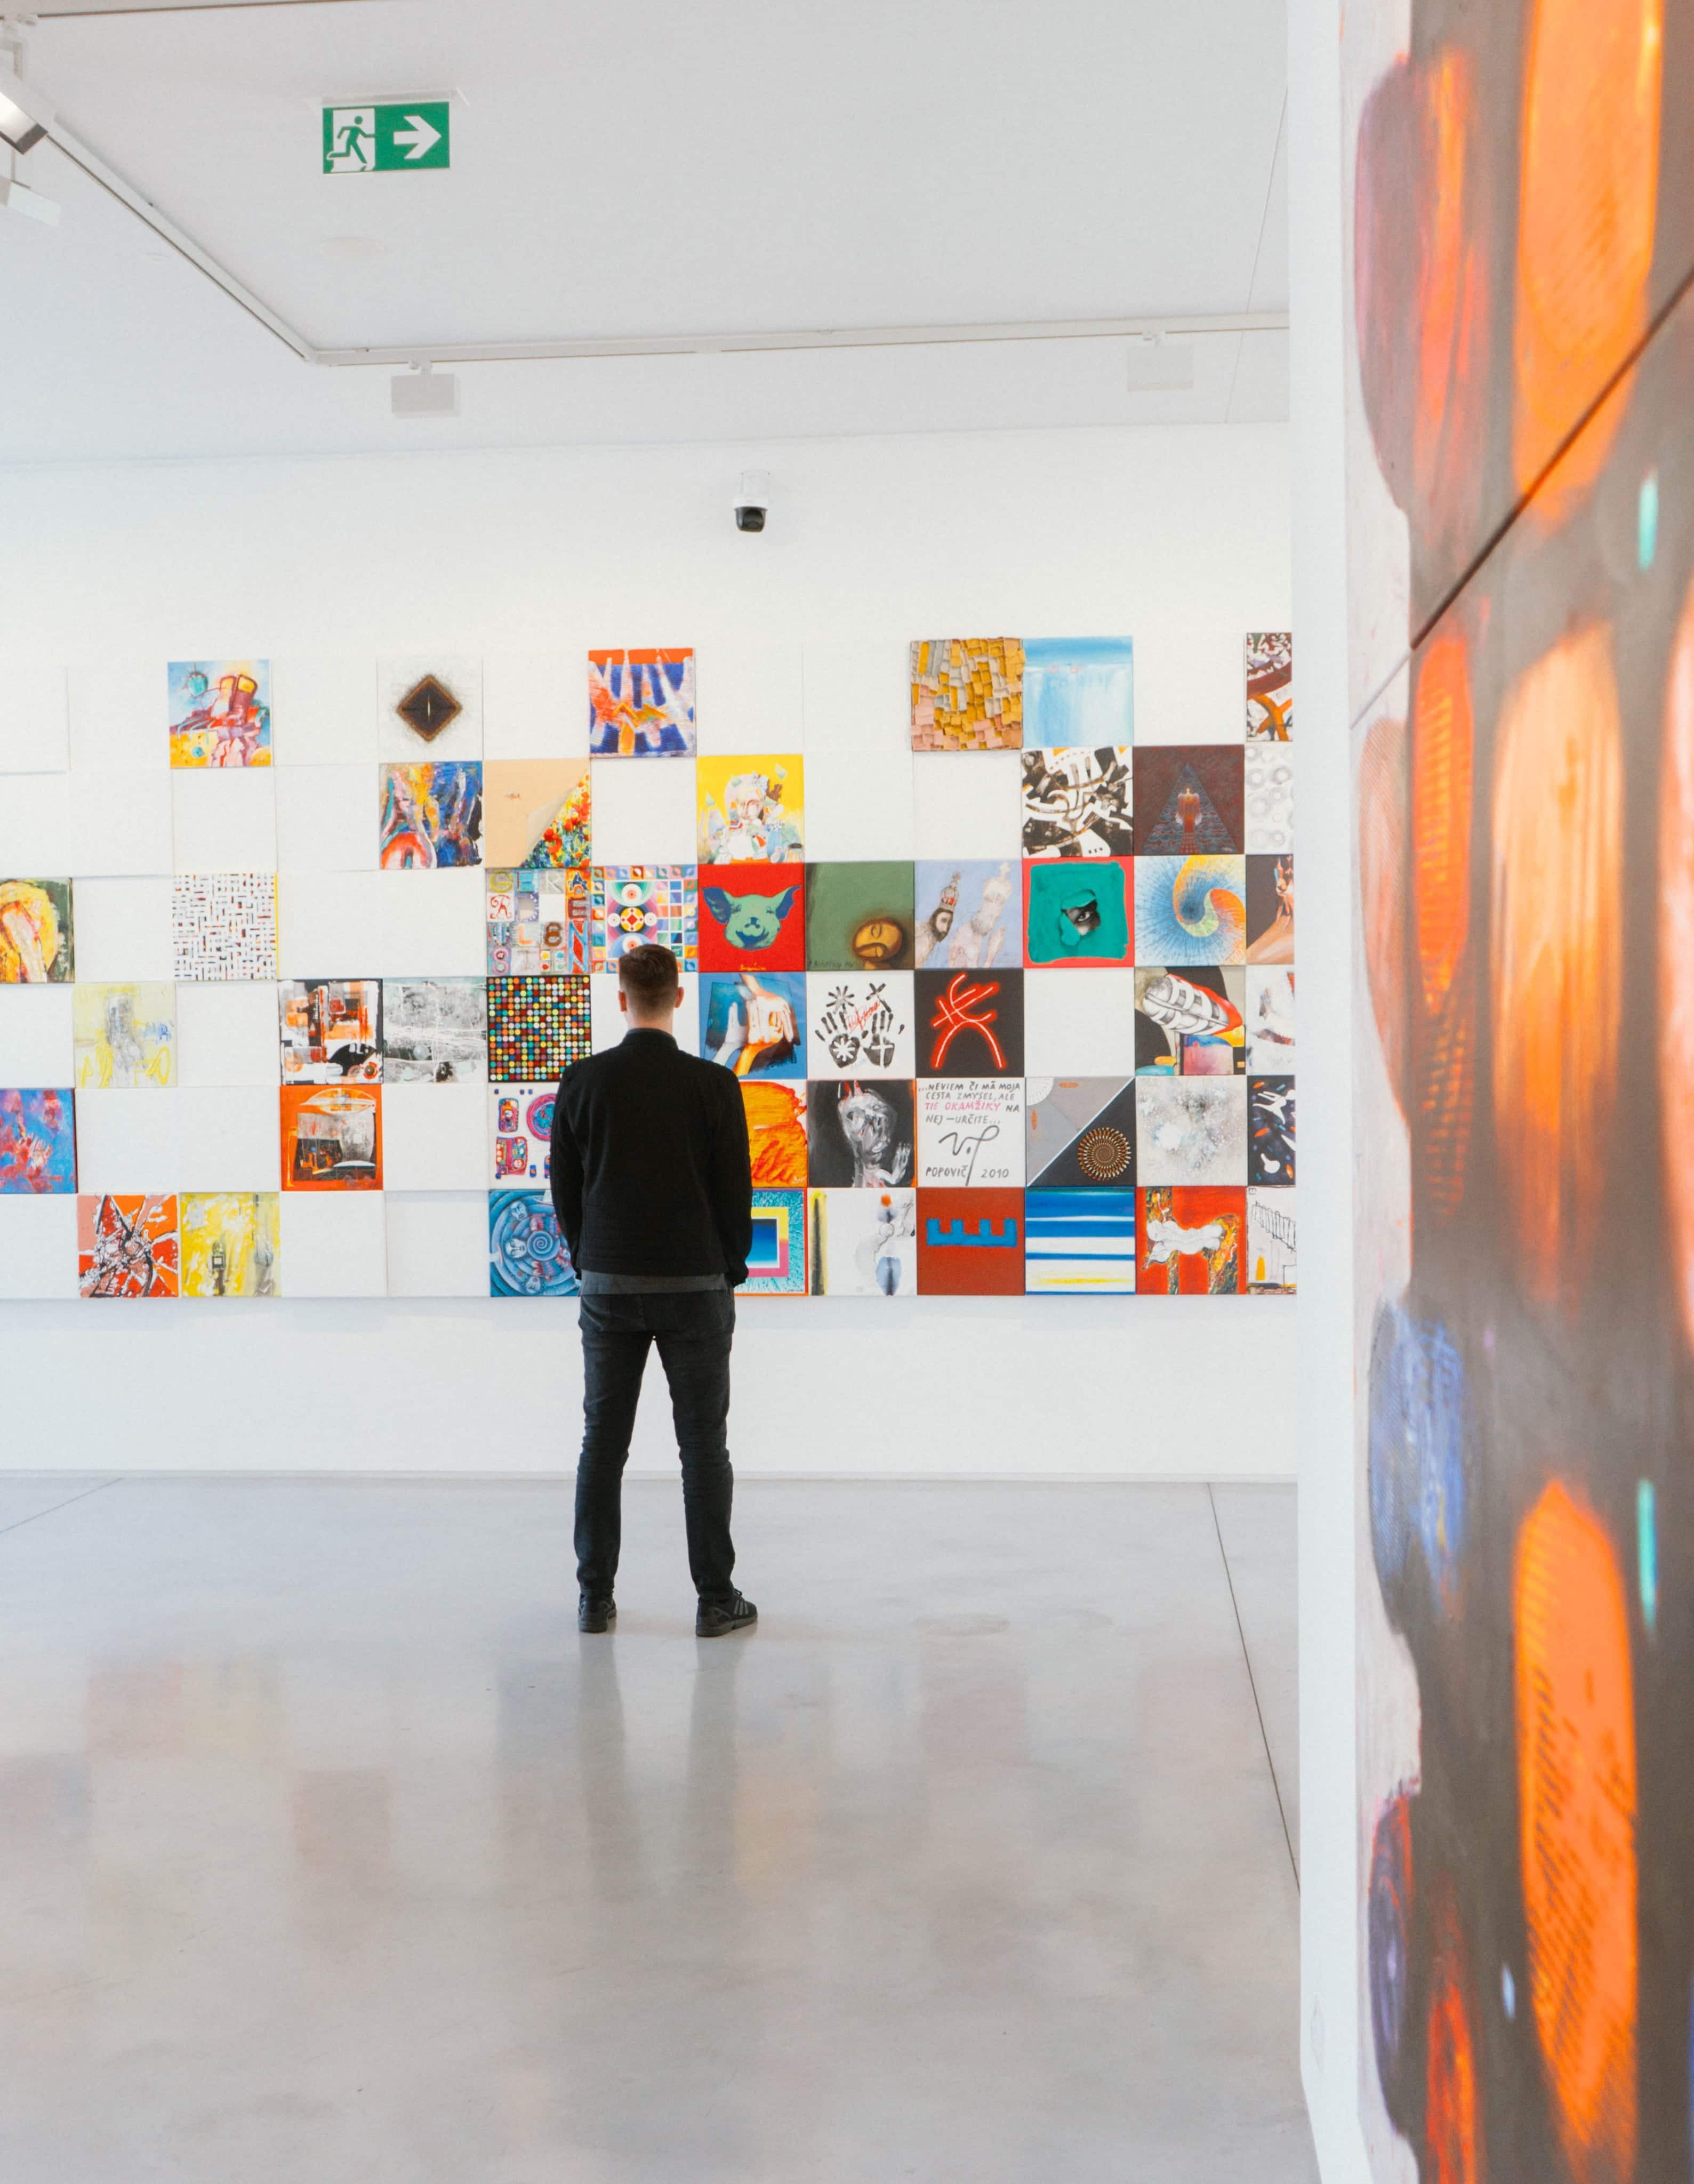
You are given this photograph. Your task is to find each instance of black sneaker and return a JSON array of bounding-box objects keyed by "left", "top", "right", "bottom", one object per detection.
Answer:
[
  {"left": 696, "top": 1591, "right": 758, "bottom": 1639},
  {"left": 579, "top": 1595, "right": 616, "bottom": 1633}
]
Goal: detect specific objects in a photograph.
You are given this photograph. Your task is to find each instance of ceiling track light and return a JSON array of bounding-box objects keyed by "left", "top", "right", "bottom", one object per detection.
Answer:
[
  {"left": 0, "top": 174, "right": 58, "bottom": 223},
  {"left": 0, "top": 61, "right": 52, "bottom": 156},
  {"left": 391, "top": 363, "right": 459, "bottom": 418}
]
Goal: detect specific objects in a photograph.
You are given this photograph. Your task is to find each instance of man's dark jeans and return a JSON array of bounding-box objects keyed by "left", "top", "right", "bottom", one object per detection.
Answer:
[{"left": 575, "top": 1287, "right": 737, "bottom": 1603}]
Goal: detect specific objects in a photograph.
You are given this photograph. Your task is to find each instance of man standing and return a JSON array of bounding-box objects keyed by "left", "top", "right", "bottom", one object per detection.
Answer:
[{"left": 549, "top": 944, "right": 758, "bottom": 1638}]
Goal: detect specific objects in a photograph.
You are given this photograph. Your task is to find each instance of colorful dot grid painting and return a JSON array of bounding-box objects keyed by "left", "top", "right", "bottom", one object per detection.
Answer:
[
  {"left": 486, "top": 976, "right": 592, "bottom": 1079},
  {"left": 0, "top": 635, "right": 1290, "bottom": 1299}
]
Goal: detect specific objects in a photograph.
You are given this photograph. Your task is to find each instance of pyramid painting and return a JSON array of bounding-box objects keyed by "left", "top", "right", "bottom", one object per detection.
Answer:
[{"left": 1132, "top": 746, "right": 1244, "bottom": 856}]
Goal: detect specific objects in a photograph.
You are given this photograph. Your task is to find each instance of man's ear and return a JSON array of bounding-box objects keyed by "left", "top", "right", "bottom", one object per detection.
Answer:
[
  {"left": 617, "top": 988, "right": 629, "bottom": 1014},
  {"left": 675, "top": 984, "right": 686, "bottom": 1010}
]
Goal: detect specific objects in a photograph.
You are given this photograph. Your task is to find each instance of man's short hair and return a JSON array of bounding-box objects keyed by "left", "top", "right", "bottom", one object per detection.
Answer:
[{"left": 617, "top": 944, "right": 679, "bottom": 1008}]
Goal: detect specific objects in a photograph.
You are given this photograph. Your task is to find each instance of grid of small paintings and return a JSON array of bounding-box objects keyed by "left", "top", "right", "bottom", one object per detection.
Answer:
[{"left": 0, "top": 635, "right": 1292, "bottom": 1297}]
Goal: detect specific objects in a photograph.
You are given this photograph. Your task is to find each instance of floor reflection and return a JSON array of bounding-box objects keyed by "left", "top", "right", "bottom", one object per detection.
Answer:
[{"left": 0, "top": 1477, "right": 1312, "bottom": 2183}]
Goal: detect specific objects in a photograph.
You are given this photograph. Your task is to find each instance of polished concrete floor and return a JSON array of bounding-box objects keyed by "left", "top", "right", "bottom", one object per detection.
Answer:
[{"left": 0, "top": 1476, "right": 1313, "bottom": 2183}]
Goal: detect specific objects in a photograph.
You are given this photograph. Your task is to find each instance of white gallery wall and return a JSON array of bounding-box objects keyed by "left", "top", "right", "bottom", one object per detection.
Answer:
[{"left": 0, "top": 421, "right": 1291, "bottom": 1476}]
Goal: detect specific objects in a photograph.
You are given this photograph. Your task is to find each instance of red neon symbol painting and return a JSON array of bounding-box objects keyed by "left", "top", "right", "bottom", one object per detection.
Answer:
[{"left": 930, "top": 974, "right": 1005, "bottom": 1068}]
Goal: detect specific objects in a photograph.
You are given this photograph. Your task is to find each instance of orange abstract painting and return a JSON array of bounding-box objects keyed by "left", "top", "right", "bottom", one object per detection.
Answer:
[
  {"left": 1514, "top": 1482, "right": 1637, "bottom": 2183},
  {"left": 1489, "top": 628, "right": 1621, "bottom": 1310},
  {"left": 1514, "top": 0, "right": 1660, "bottom": 510}
]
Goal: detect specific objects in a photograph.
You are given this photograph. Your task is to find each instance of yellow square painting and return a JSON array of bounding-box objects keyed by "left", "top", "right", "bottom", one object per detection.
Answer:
[
  {"left": 910, "top": 639, "right": 1024, "bottom": 751},
  {"left": 696, "top": 755, "right": 804, "bottom": 864},
  {"left": 180, "top": 1191, "right": 280, "bottom": 1297},
  {"left": 73, "top": 982, "right": 175, "bottom": 1088}
]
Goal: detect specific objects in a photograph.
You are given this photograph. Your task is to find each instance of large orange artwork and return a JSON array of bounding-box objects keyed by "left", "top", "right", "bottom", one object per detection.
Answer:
[
  {"left": 1513, "top": 0, "right": 1660, "bottom": 510},
  {"left": 1514, "top": 1482, "right": 1637, "bottom": 2184},
  {"left": 1489, "top": 627, "right": 1621, "bottom": 1311},
  {"left": 1349, "top": 0, "right": 1689, "bottom": 2172}
]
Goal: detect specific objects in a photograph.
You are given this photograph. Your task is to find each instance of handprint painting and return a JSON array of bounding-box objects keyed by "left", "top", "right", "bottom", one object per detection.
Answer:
[
  {"left": 699, "top": 971, "right": 805, "bottom": 1079},
  {"left": 1345, "top": 0, "right": 1694, "bottom": 2173}
]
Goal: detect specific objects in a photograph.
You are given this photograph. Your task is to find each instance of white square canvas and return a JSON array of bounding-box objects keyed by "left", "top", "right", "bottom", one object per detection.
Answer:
[
  {"left": 695, "top": 640, "right": 804, "bottom": 755},
  {"left": 1243, "top": 744, "right": 1295, "bottom": 855},
  {"left": 802, "top": 751, "right": 916, "bottom": 860},
  {"left": 74, "top": 1086, "right": 182, "bottom": 1192},
  {"left": 71, "top": 770, "right": 174, "bottom": 876},
  {"left": 377, "top": 655, "right": 483, "bottom": 762},
  {"left": 805, "top": 971, "right": 915, "bottom": 1078},
  {"left": 0, "top": 661, "right": 70, "bottom": 774},
  {"left": 1247, "top": 1184, "right": 1296, "bottom": 1292},
  {"left": 1132, "top": 628, "right": 1256, "bottom": 747},
  {"left": 1023, "top": 968, "right": 1138, "bottom": 1075},
  {"left": 917, "top": 1079, "right": 1025, "bottom": 1187},
  {"left": 68, "top": 877, "right": 175, "bottom": 982},
  {"left": 1245, "top": 967, "right": 1296, "bottom": 1074},
  {"left": 589, "top": 757, "right": 696, "bottom": 865},
  {"left": 483, "top": 651, "right": 584, "bottom": 761},
  {"left": 381, "top": 1080, "right": 486, "bottom": 1191},
  {"left": 175, "top": 982, "right": 283, "bottom": 1087},
  {"left": 270, "top": 655, "right": 378, "bottom": 766},
  {"left": 278, "top": 1191, "right": 389, "bottom": 1298},
  {"left": 0, "top": 775, "right": 73, "bottom": 872},
  {"left": 1136, "top": 1075, "right": 1249, "bottom": 1187},
  {"left": 0, "top": 1196, "right": 78, "bottom": 1298},
  {"left": 590, "top": 972, "right": 699, "bottom": 1055},
  {"left": 278, "top": 870, "right": 381, "bottom": 977},
  {"left": 171, "top": 768, "right": 279, "bottom": 872},
  {"left": 801, "top": 638, "right": 910, "bottom": 754},
  {"left": 911, "top": 750, "right": 1022, "bottom": 860},
  {"left": 808, "top": 1186, "right": 918, "bottom": 1296},
  {"left": 0, "top": 986, "right": 74, "bottom": 1087},
  {"left": 274, "top": 765, "right": 378, "bottom": 873},
  {"left": 385, "top": 1191, "right": 490, "bottom": 1297},
  {"left": 66, "top": 659, "right": 161, "bottom": 771},
  {"left": 377, "top": 868, "right": 485, "bottom": 977},
  {"left": 177, "top": 1085, "right": 283, "bottom": 1191}
]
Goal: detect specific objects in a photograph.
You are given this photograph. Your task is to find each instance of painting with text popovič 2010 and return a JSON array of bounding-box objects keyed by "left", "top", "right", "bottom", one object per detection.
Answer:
[
  {"left": 0, "top": 635, "right": 1291, "bottom": 1299},
  {"left": 1346, "top": 1, "right": 1692, "bottom": 2174}
]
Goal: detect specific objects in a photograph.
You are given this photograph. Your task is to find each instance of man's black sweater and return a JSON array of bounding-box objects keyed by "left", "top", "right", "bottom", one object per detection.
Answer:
[{"left": 549, "top": 1029, "right": 754, "bottom": 1286}]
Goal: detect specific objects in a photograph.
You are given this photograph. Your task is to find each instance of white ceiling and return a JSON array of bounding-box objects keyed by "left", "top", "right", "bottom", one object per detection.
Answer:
[{"left": 0, "top": 0, "right": 1288, "bottom": 463}]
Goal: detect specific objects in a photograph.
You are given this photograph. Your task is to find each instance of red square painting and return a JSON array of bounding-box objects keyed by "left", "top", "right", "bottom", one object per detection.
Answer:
[
  {"left": 1136, "top": 1186, "right": 1246, "bottom": 1294},
  {"left": 698, "top": 863, "right": 806, "bottom": 972},
  {"left": 915, "top": 1186, "right": 1024, "bottom": 1295}
]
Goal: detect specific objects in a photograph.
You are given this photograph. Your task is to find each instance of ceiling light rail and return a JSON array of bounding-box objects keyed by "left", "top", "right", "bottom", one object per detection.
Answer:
[
  {"left": 319, "top": 314, "right": 1287, "bottom": 370},
  {"left": 4, "top": 54, "right": 1288, "bottom": 373}
]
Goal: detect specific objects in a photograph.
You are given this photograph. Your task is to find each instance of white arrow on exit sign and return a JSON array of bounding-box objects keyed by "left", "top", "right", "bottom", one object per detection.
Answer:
[{"left": 391, "top": 113, "right": 441, "bottom": 162}]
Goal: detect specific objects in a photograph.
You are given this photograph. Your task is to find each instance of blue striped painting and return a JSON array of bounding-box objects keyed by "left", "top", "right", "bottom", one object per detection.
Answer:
[{"left": 1023, "top": 1189, "right": 1136, "bottom": 1295}]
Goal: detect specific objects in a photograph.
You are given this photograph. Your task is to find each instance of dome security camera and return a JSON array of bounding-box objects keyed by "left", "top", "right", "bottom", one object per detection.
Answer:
[{"left": 735, "top": 470, "right": 772, "bottom": 534}]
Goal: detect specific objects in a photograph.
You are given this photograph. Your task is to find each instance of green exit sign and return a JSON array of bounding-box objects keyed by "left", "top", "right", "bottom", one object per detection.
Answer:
[{"left": 323, "top": 102, "right": 451, "bottom": 174}]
